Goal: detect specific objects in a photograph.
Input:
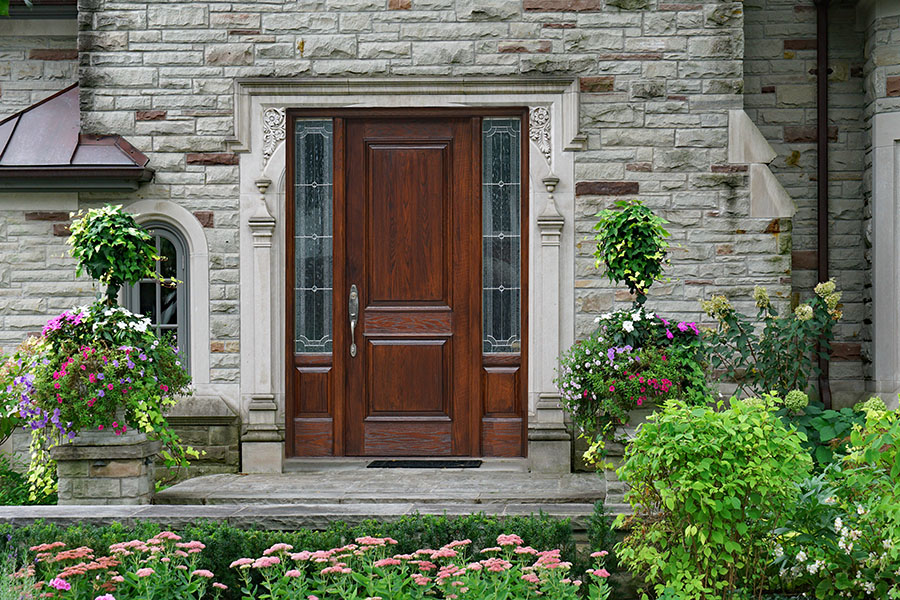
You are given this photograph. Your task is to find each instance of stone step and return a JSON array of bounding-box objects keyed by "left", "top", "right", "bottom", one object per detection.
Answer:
[
  {"left": 153, "top": 471, "right": 607, "bottom": 507},
  {"left": 0, "top": 502, "right": 627, "bottom": 532}
]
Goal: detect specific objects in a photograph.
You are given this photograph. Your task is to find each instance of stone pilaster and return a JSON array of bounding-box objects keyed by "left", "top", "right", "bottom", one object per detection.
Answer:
[
  {"left": 241, "top": 177, "right": 284, "bottom": 473},
  {"left": 528, "top": 175, "right": 571, "bottom": 474}
]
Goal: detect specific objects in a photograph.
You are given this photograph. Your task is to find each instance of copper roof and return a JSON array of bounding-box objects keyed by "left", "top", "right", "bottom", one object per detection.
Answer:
[{"left": 0, "top": 84, "right": 154, "bottom": 190}]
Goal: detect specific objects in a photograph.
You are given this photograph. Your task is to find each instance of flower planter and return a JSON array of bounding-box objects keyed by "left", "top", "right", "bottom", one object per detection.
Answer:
[{"left": 50, "top": 427, "right": 161, "bottom": 505}]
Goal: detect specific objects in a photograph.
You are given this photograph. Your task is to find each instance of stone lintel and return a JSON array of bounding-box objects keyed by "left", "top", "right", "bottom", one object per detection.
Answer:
[{"left": 51, "top": 438, "right": 162, "bottom": 461}]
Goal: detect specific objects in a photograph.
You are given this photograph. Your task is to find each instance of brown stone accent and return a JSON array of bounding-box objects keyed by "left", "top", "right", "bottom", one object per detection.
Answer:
[
  {"left": 783, "top": 125, "right": 838, "bottom": 143},
  {"left": 791, "top": 250, "right": 817, "bottom": 270},
  {"left": 186, "top": 153, "right": 239, "bottom": 165},
  {"left": 764, "top": 219, "right": 782, "bottom": 234},
  {"left": 53, "top": 224, "right": 71, "bottom": 237},
  {"left": 830, "top": 342, "right": 861, "bottom": 361},
  {"left": 711, "top": 164, "right": 748, "bottom": 173},
  {"left": 761, "top": 85, "right": 775, "bottom": 93},
  {"left": 685, "top": 279, "right": 714, "bottom": 285},
  {"left": 499, "top": 41, "right": 552, "bottom": 53},
  {"left": 667, "top": 95, "right": 687, "bottom": 101},
  {"left": 716, "top": 244, "right": 733, "bottom": 255},
  {"left": 542, "top": 22, "right": 576, "bottom": 28},
  {"left": 784, "top": 39, "right": 816, "bottom": 51},
  {"left": 887, "top": 76, "right": 900, "bottom": 98},
  {"left": 626, "top": 162, "right": 652, "bottom": 172},
  {"left": 388, "top": 0, "right": 411, "bottom": 8},
  {"left": 597, "top": 53, "right": 662, "bottom": 60},
  {"left": 28, "top": 49, "right": 78, "bottom": 60},
  {"left": 575, "top": 181, "right": 639, "bottom": 196},
  {"left": 210, "top": 341, "right": 225, "bottom": 352},
  {"left": 794, "top": 4, "right": 816, "bottom": 13},
  {"left": 659, "top": 3, "right": 701, "bottom": 9},
  {"left": 136, "top": 110, "right": 166, "bottom": 121},
  {"left": 580, "top": 76, "right": 614, "bottom": 92},
  {"left": 228, "top": 29, "right": 261, "bottom": 35},
  {"left": 615, "top": 290, "right": 636, "bottom": 302},
  {"left": 193, "top": 211, "right": 214, "bottom": 228},
  {"left": 224, "top": 341, "right": 240, "bottom": 352},
  {"left": 524, "top": 0, "right": 602, "bottom": 11},
  {"left": 25, "top": 211, "right": 70, "bottom": 221}
]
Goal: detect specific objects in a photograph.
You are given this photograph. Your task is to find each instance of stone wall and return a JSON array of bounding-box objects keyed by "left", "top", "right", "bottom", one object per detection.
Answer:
[
  {"left": 74, "top": 0, "right": 787, "bottom": 345},
  {"left": 744, "top": 0, "right": 867, "bottom": 405},
  {"left": 0, "top": 18, "right": 78, "bottom": 117}
]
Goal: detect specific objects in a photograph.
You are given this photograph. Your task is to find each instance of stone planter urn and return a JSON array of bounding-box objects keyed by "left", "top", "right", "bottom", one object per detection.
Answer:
[{"left": 50, "top": 426, "right": 161, "bottom": 506}]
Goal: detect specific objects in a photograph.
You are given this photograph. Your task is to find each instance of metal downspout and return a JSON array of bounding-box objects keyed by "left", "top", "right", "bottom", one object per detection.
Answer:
[{"left": 814, "top": 0, "right": 832, "bottom": 409}]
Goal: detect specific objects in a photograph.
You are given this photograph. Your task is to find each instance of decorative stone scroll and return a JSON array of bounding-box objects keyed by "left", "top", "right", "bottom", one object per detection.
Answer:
[
  {"left": 529, "top": 107, "right": 552, "bottom": 165},
  {"left": 262, "top": 107, "right": 286, "bottom": 166}
]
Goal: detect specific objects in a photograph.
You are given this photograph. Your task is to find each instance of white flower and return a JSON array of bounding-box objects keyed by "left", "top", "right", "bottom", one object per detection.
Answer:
[
  {"left": 599, "top": 313, "right": 613, "bottom": 321},
  {"left": 631, "top": 311, "right": 642, "bottom": 322},
  {"left": 622, "top": 321, "right": 634, "bottom": 333},
  {"left": 795, "top": 550, "right": 807, "bottom": 562},
  {"left": 116, "top": 322, "right": 126, "bottom": 329}
]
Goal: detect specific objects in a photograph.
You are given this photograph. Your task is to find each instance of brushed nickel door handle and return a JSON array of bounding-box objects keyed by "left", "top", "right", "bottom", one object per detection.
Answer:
[{"left": 349, "top": 284, "right": 359, "bottom": 357}]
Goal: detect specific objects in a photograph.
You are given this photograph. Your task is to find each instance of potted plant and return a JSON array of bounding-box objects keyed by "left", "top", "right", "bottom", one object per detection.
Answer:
[{"left": 0, "top": 205, "right": 196, "bottom": 503}]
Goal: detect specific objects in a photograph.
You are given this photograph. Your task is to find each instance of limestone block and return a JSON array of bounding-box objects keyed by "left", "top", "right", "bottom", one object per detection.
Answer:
[
  {"left": 749, "top": 164, "right": 795, "bottom": 218},
  {"left": 457, "top": 0, "right": 520, "bottom": 21},
  {"left": 728, "top": 110, "right": 777, "bottom": 164}
]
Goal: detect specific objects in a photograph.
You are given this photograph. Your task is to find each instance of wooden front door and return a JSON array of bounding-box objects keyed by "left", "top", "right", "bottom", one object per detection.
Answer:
[{"left": 287, "top": 110, "right": 527, "bottom": 458}]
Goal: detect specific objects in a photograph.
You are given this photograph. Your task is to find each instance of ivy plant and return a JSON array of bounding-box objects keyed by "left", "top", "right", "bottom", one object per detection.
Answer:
[
  {"left": 593, "top": 199, "right": 670, "bottom": 305},
  {"left": 67, "top": 205, "right": 160, "bottom": 305}
]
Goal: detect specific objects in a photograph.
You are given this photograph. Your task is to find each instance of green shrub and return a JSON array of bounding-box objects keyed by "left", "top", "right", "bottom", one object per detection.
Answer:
[
  {"left": 0, "top": 513, "right": 579, "bottom": 599},
  {"left": 616, "top": 399, "right": 812, "bottom": 600},
  {"left": 0, "top": 454, "right": 55, "bottom": 506},
  {"left": 772, "top": 407, "right": 900, "bottom": 598},
  {"left": 778, "top": 401, "right": 865, "bottom": 468}
]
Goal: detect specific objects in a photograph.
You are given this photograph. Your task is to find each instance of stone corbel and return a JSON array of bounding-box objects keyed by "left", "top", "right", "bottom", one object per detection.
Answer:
[
  {"left": 528, "top": 174, "right": 571, "bottom": 474},
  {"left": 241, "top": 177, "right": 284, "bottom": 474},
  {"left": 728, "top": 109, "right": 795, "bottom": 218}
]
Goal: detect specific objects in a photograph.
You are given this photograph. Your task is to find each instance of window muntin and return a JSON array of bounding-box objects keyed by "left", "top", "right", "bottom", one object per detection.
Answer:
[
  {"left": 482, "top": 117, "right": 522, "bottom": 354},
  {"left": 125, "top": 224, "right": 189, "bottom": 371},
  {"left": 293, "top": 119, "right": 334, "bottom": 354}
]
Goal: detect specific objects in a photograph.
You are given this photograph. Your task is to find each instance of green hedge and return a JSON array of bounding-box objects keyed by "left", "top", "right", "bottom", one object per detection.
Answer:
[{"left": 0, "top": 513, "right": 579, "bottom": 598}]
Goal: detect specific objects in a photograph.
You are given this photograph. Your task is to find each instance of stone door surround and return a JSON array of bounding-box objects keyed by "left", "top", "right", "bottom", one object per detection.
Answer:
[{"left": 232, "top": 78, "right": 582, "bottom": 473}]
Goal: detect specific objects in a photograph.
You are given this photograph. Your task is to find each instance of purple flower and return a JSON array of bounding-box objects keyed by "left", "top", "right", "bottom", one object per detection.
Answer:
[
  {"left": 97, "top": 373, "right": 105, "bottom": 380},
  {"left": 139, "top": 353, "right": 147, "bottom": 361}
]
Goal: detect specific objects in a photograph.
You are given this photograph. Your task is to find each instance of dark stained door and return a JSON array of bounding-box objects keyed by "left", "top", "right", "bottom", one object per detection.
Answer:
[
  {"left": 287, "top": 110, "right": 527, "bottom": 459},
  {"left": 340, "top": 117, "right": 480, "bottom": 456}
]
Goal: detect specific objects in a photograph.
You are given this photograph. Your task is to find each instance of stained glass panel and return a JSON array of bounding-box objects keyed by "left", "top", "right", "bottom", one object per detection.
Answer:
[
  {"left": 482, "top": 118, "right": 521, "bottom": 354},
  {"left": 294, "top": 119, "right": 334, "bottom": 354}
]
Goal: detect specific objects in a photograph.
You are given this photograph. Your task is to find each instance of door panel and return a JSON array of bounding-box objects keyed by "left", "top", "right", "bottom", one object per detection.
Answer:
[{"left": 343, "top": 117, "right": 480, "bottom": 457}]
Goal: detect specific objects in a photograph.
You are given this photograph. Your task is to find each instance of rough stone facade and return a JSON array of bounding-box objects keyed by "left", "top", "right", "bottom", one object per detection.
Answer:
[
  {"left": 3, "top": 0, "right": 891, "bottom": 472},
  {"left": 743, "top": 0, "right": 867, "bottom": 403},
  {"left": 0, "top": 18, "right": 78, "bottom": 116}
]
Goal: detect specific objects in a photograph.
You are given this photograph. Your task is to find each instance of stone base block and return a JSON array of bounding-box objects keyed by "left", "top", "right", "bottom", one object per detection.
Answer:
[
  {"left": 528, "top": 438, "right": 572, "bottom": 474},
  {"left": 241, "top": 440, "right": 283, "bottom": 474},
  {"left": 50, "top": 431, "right": 161, "bottom": 506}
]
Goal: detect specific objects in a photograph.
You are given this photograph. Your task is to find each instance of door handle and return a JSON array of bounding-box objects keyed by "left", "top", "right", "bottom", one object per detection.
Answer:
[{"left": 349, "top": 284, "right": 359, "bottom": 357}]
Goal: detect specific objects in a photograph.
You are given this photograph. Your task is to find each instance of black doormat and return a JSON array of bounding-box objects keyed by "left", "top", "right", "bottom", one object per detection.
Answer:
[{"left": 367, "top": 459, "right": 483, "bottom": 469}]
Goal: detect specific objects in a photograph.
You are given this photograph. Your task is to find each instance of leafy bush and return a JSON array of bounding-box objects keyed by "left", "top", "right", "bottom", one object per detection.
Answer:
[
  {"left": 0, "top": 513, "right": 582, "bottom": 599},
  {"left": 778, "top": 401, "right": 864, "bottom": 468},
  {"left": 67, "top": 205, "right": 161, "bottom": 305},
  {"left": 0, "top": 453, "right": 55, "bottom": 506},
  {"left": 701, "top": 281, "right": 842, "bottom": 399},
  {"left": 771, "top": 406, "right": 900, "bottom": 599},
  {"left": 593, "top": 199, "right": 670, "bottom": 305},
  {"left": 615, "top": 399, "right": 812, "bottom": 600}
]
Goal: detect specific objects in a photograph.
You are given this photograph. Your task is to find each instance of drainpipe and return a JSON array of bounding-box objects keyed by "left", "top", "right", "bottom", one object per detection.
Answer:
[{"left": 814, "top": 0, "right": 832, "bottom": 409}]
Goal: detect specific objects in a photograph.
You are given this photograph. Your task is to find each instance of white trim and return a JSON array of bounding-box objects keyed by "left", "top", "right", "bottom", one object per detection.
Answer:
[
  {"left": 126, "top": 200, "right": 211, "bottom": 387},
  {"left": 869, "top": 111, "right": 900, "bottom": 400},
  {"left": 236, "top": 78, "right": 580, "bottom": 464}
]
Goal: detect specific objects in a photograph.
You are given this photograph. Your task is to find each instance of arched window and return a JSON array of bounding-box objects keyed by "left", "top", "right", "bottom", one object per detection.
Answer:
[{"left": 124, "top": 223, "right": 190, "bottom": 372}]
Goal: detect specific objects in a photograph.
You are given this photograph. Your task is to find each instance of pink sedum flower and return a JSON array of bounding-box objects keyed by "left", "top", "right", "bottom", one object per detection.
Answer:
[
  {"left": 285, "top": 570, "right": 303, "bottom": 578},
  {"left": 212, "top": 583, "right": 228, "bottom": 590},
  {"left": 135, "top": 568, "right": 155, "bottom": 578},
  {"left": 191, "top": 569, "right": 214, "bottom": 578}
]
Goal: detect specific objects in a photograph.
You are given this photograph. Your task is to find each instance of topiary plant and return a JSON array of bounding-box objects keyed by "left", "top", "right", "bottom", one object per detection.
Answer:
[
  {"left": 67, "top": 205, "right": 160, "bottom": 305},
  {"left": 593, "top": 199, "right": 670, "bottom": 305}
]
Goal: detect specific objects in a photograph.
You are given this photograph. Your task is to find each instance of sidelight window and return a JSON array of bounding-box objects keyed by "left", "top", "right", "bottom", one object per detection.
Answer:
[
  {"left": 293, "top": 119, "right": 334, "bottom": 354},
  {"left": 482, "top": 117, "right": 522, "bottom": 354}
]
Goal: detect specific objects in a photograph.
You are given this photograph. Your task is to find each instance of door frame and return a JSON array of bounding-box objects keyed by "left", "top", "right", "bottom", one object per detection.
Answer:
[{"left": 285, "top": 107, "right": 530, "bottom": 457}]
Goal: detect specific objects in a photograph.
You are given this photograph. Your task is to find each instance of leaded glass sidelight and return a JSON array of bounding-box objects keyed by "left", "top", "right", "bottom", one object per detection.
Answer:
[
  {"left": 482, "top": 118, "right": 522, "bottom": 354},
  {"left": 294, "top": 119, "right": 334, "bottom": 354}
]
